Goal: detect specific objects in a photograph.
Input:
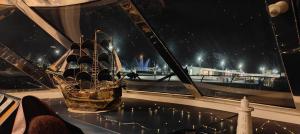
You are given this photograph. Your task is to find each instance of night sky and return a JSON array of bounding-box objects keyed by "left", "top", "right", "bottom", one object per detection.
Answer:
[
  {"left": 0, "top": 0, "right": 296, "bottom": 73},
  {"left": 0, "top": 9, "right": 64, "bottom": 65},
  {"left": 134, "top": 0, "right": 284, "bottom": 73}
]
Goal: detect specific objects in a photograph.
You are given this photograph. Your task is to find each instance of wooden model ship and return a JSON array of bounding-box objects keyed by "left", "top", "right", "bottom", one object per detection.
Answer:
[{"left": 51, "top": 30, "right": 123, "bottom": 112}]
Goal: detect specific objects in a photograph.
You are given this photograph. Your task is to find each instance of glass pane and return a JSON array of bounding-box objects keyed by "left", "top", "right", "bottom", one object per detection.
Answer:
[
  {"left": 1, "top": 1, "right": 295, "bottom": 106},
  {"left": 0, "top": 9, "right": 65, "bottom": 66},
  {"left": 0, "top": 58, "right": 41, "bottom": 91},
  {"left": 0, "top": 6, "right": 63, "bottom": 91},
  {"left": 266, "top": 0, "right": 300, "bottom": 97},
  {"left": 133, "top": 0, "right": 295, "bottom": 107}
]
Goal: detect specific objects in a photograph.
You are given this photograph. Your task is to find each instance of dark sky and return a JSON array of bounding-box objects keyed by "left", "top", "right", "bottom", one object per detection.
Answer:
[
  {"left": 0, "top": 10, "right": 64, "bottom": 65},
  {"left": 134, "top": 0, "right": 285, "bottom": 73},
  {"left": 0, "top": 0, "right": 296, "bottom": 73}
]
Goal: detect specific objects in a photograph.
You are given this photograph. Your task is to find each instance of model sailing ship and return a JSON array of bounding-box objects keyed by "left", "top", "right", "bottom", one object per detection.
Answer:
[{"left": 51, "top": 30, "right": 123, "bottom": 112}]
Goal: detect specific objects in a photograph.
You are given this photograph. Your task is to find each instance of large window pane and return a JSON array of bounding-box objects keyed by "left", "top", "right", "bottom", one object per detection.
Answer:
[
  {"left": 1, "top": 1, "right": 295, "bottom": 107},
  {"left": 0, "top": 6, "right": 64, "bottom": 90},
  {"left": 0, "top": 9, "right": 65, "bottom": 66},
  {"left": 134, "top": 0, "right": 295, "bottom": 107},
  {"left": 33, "top": 2, "right": 190, "bottom": 95},
  {"left": 0, "top": 59, "right": 41, "bottom": 90}
]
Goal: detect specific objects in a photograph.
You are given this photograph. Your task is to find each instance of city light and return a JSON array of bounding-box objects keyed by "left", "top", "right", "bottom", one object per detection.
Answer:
[
  {"left": 37, "top": 57, "right": 43, "bottom": 62},
  {"left": 197, "top": 56, "right": 203, "bottom": 62},
  {"left": 272, "top": 68, "right": 279, "bottom": 74},
  {"left": 197, "top": 55, "right": 203, "bottom": 67},
  {"left": 164, "top": 64, "right": 167, "bottom": 69},
  {"left": 259, "top": 66, "right": 266, "bottom": 73},
  {"left": 220, "top": 60, "right": 225, "bottom": 66},
  {"left": 238, "top": 63, "right": 243, "bottom": 69},
  {"left": 220, "top": 60, "right": 225, "bottom": 69},
  {"left": 54, "top": 49, "right": 60, "bottom": 55},
  {"left": 139, "top": 54, "right": 143, "bottom": 59}
]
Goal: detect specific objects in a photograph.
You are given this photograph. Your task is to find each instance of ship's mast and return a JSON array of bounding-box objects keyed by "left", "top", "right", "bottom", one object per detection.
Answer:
[
  {"left": 79, "top": 35, "right": 83, "bottom": 90},
  {"left": 93, "top": 30, "right": 100, "bottom": 90},
  {"left": 79, "top": 36, "right": 83, "bottom": 58},
  {"left": 111, "top": 37, "right": 115, "bottom": 82}
]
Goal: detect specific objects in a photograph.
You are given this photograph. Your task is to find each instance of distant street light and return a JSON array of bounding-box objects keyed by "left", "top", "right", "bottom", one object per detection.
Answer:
[
  {"left": 272, "top": 68, "right": 279, "bottom": 74},
  {"left": 238, "top": 63, "right": 243, "bottom": 71},
  {"left": 197, "top": 56, "right": 203, "bottom": 67},
  {"left": 220, "top": 60, "right": 225, "bottom": 70},
  {"left": 37, "top": 57, "right": 43, "bottom": 62},
  {"left": 197, "top": 56, "right": 202, "bottom": 61},
  {"left": 259, "top": 66, "right": 266, "bottom": 74},
  {"left": 139, "top": 54, "right": 143, "bottom": 59},
  {"left": 54, "top": 49, "right": 60, "bottom": 55}
]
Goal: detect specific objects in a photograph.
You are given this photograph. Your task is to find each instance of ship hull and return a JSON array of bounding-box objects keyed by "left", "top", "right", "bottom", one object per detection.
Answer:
[
  {"left": 53, "top": 76, "right": 122, "bottom": 112},
  {"left": 62, "top": 88, "right": 122, "bottom": 112}
]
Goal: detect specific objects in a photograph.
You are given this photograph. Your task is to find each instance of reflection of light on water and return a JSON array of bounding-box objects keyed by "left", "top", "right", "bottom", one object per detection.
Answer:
[
  {"left": 154, "top": 109, "right": 158, "bottom": 114},
  {"left": 181, "top": 110, "right": 184, "bottom": 118},
  {"left": 198, "top": 112, "right": 201, "bottom": 120},
  {"left": 220, "top": 121, "right": 224, "bottom": 128},
  {"left": 148, "top": 108, "right": 153, "bottom": 116},
  {"left": 187, "top": 112, "right": 191, "bottom": 120},
  {"left": 230, "top": 125, "right": 234, "bottom": 132}
]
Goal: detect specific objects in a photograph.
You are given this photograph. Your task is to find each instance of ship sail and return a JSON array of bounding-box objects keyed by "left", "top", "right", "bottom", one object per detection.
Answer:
[
  {"left": 98, "top": 69, "right": 112, "bottom": 81},
  {"left": 78, "top": 56, "right": 93, "bottom": 65},
  {"left": 66, "top": 54, "right": 79, "bottom": 63},
  {"left": 113, "top": 50, "right": 122, "bottom": 73},
  {"left": 81, "top": 39, "right": 94, "bottom": 50},
  {"left": 63, "top": 68, "right": 80, "bottom": 79},
  {"left": 76, "top": 72, "right": 92, "bottom": 82}
]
